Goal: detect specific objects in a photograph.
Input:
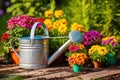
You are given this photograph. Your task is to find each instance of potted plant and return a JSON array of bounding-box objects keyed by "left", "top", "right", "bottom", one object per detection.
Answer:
[
  {"left": 88, "top": 45, "right": 108, "bottom": 68},
  {"left": 66, "top": 43, "right": 88, "bottom": 72},
  {"left": 1, "top": 15, "right": 43, "bottom": 64},
  {"left": 102, "top": 36, "right": 120, "bottom": 66}
]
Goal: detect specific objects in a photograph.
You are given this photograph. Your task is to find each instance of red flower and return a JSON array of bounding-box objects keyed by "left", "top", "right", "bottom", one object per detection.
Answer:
[
  {"left": 37, "top": 18, "right": 44, "bottom": 23},
  {"left": 1, "top": 32, "right": 9, "bottom": 43}
]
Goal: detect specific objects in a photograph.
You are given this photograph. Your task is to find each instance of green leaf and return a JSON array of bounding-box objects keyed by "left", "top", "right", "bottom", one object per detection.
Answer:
[{"left": 11, "top": 0, "right": 17, "bottom": 3}]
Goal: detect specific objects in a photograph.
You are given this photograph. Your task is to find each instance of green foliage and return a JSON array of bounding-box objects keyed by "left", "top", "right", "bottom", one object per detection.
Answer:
[
  {"left": 62, "top": 0, "right": 120, "bottom": 36},
  {"left": 0, "top": 14, "right": 11, "bottom": 56},
  {"left": 7, "top": 0, "right": 51, "bottom": 17},
  {"left": 63, "top": 0, "right": 92, "bottom": 31}
]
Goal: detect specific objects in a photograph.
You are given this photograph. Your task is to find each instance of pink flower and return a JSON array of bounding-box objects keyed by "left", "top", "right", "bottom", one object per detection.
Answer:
[
  {"left": 69, "top": 44, "right": 79, "bottom": 53},
  {"left": 7, "top": 15, "right": 41, "bottom": 29}
]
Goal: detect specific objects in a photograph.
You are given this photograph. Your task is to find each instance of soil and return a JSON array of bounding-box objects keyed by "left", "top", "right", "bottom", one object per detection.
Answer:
[{"left": 0, "top": 56, "right": 120, "bottom": 80}]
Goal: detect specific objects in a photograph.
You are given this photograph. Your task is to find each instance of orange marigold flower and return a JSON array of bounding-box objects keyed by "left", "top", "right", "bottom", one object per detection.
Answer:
[
  {"left": 78, "top": 44, "right": 85, "bottom": 49},
  {"left": 54, "top": 10, "right": 64, "bottom": 18},
  {"left": 43, "top": 19, "right": 53, "bottom": 31},
  {"left": 44, "top": 9, "right": 53, "bottom": 18}
]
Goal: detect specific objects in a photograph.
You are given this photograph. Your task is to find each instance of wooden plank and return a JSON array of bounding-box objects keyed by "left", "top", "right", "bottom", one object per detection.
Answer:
[{"left": 0, "top": 66, "right": 19, "bottom": 72}]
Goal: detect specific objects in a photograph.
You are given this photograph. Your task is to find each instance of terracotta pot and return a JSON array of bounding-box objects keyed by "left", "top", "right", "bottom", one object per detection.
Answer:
[
  {"left": 93, "top": 61, "right": 101, "bottom": 69},
  {"left": 9, "top": 48, "right": 19, "bottom": 65}
]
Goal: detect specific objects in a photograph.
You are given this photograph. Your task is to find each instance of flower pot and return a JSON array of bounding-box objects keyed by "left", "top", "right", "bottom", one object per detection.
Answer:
[
  {"left": 9, "top": 48, "right": 19, "bottom": 65},
  {"left": 93, "top": 61, "right": 101, "bottom": 69},
  {"left": 106, "top": 53, "right": 117, "bottom": 66},
  {"left": 73, "top": 64, "right": 83, "bottom": 73}
]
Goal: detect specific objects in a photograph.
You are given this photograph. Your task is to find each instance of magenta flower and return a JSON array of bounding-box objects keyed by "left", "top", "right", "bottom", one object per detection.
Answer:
[
  {"left": 83, "top": 30, "right": 103, "bottom": 45},
  {"left": 111, "top": 42, "right": 117, "bottom": 47},
  {"left": 102, "top": 40, "right": 108, "bottom": 45},
  {"left": 69, "top": 44, "right": 79, "bottom": 53}
]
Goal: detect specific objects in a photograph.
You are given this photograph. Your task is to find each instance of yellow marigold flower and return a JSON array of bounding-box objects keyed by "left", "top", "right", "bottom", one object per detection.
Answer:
[
  {"left": 53, "top": 20, "right": 61, "bottom": 29},
  {"left": 98, "top": 47, "right": 108, "bottom": 55},
  {"left": 43, "top": 19, "right": 53, "bottom": 31},
  {"left": 58, "top": 24, "right": 67, "bottom": 34},
  {"left": 44, "top": 9, "right": 53, "bottom": 18},
  {"left": 54, "top": 10, "right": 64, "bottom": 18},
  {"left": 71, "top": 23, "right": 84, "bottom": 32},
  {"left": 88, "top": 45, "right": 100, "bottom": 55},
  {"left": 60, "top": 18, "right": 68, "bottom": 25},
  {"left": 78, "top": 44, "right": 85, "bottom": 49},
  {"left": 88, "top": 48, "right": 94, "bottom": 55}
]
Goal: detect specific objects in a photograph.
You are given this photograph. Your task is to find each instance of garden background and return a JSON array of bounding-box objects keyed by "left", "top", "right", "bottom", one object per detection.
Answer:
[{"left": 0, "top": 0, "right": 120, "bottom": 61}]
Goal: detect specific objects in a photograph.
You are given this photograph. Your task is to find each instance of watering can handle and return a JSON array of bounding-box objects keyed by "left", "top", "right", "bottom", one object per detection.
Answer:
[
  {"left": 30, "top": 22, "right": 49, "bottom": 45},
  {"left": 10, "top": 39, "right": 19, "bottom": 58}
]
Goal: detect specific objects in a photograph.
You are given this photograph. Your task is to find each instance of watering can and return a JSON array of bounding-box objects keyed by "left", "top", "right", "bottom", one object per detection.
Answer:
[{"left": 10, "top": 22, "right": 83, "bottom": 69}]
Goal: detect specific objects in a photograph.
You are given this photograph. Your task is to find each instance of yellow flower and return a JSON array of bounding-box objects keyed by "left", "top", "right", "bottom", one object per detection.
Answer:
[
  {"left": 53, "top": 20, "right": 61, "bottom": 29},
  {"left": 98, "top": 47, "right": 108, "bottom": 55},
  {"left": 44, "top": 9, "right": 53, "bottom": 18},
  {"left": 88, "top": 48, "right": 94, "bottom": 55},
  {"left": 43, "top": 19, "right": 53, "bottom": 31},
  {"left": 58, "top": 24, "right": 67, "bottom": 34},
  {"left": 60, "top": 18, "right": 68, "bottom": 25},
  {"left": 71, "top": 23, "right": 84, "bottom": 32},
  {"left": 54, "top": 10, "right": 64, "bottom": 18},
  {"left": 88, "top": 45, "right": 100, "bottom": 55}
]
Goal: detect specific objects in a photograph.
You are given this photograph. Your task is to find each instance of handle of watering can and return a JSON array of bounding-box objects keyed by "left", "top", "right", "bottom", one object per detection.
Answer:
[
  {"left": 30, "top": 22, "right": 49, "bottom": 45},
  {"left": 10, "top": 38, "right": 19, "bottom": 58}
]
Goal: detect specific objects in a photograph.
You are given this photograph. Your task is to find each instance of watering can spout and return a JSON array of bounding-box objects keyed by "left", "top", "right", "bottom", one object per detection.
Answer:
[
  {"left": 47, "top": 30, "right": 83, "bottom": 66},
  {"left": 48, "top": 40, "right": 72, "bottom": 65}
]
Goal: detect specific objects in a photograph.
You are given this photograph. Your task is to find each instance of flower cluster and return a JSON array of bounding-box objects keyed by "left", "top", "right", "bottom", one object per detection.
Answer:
[
  {"left": 7, "top": 15, "right": 41, "bottom": 29},
  {"left": 88, "top": 45, "right": 108, "bottom": 56},
  {"left": 102, "top": 36, "right": 119, "bottom": 54},
  {"left": 69, "top": 44, "right": 85, "bottom": 53},
  {"left": 71, "top": 23, "right": 84, "bottom": 32},
  {"left": 43, "top": 9, "right": 68, "bottom": 35},
  {"left": 83, "top": 30, "right": 103, "bottom": 46},
  {"left": 102, "top": 36, "right": 117, "bottom": 47},
  {"left": 88, "top": 45, "right": 108, "bottom": 62},
  {"left": 66, "top": 43, "right": 88, "bottom": 67},
  {"left": 68, "top": 53, "right": 88, "bottom": 67}
]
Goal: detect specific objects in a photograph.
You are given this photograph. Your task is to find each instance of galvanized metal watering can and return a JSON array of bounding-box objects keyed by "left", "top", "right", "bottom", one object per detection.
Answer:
[{"left": 10, "top": 22, "right": 83, "bottom": 69}]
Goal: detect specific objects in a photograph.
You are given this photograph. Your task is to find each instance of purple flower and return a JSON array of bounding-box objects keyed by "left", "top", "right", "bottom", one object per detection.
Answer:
[
  {"left": 83, "top": 30, "right": 103, "bottom": 45},
  {"left": 0, "top": 9, "right": 4, "bottom": 16},
  {"left": 5, "top": 1, "right": 10, "bottom": 7}
]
